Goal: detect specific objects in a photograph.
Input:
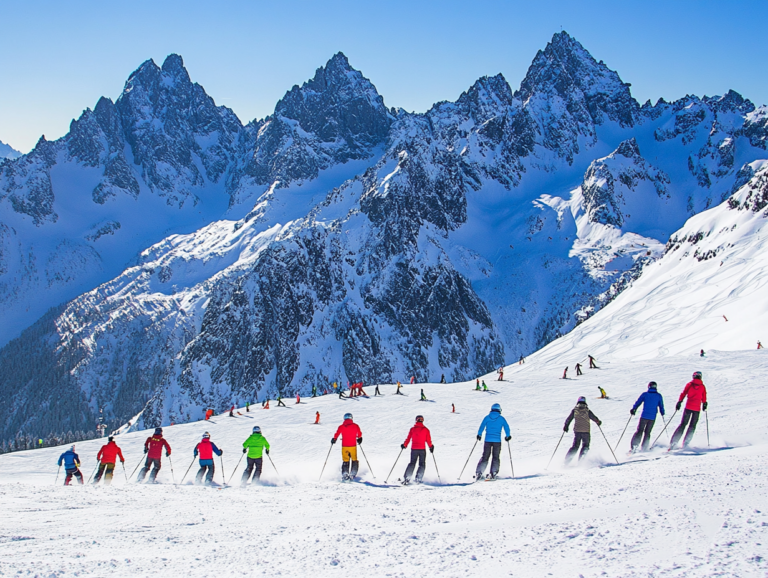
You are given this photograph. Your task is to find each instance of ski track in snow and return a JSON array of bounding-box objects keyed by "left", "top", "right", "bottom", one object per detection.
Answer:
[{"left": 1, "top": 350, "right": 767, "bottom": 576}]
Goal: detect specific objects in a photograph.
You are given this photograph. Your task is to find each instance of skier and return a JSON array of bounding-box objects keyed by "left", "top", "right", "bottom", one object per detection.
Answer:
[
  {"left": 315, "top": 411, "right": 320, "bottom": 424},
  {"left": 575, "top": 363, "right": 583, "bottom": 376},
  {"left": 700, "top": 349, "right": 706, "bottom": 357},
  {"left": 312, "top": 386, "right": 317, "bottom": 398},
  {"left": 241, "top": 426, "right": 270, "bottom": 486},
  {"left": 277, "top": 395, "right": 286, "bottom": 407},
  {"left": 401, "top": 415, "right": 434, "bottom": 485},
  {"left": 420, "top": 389, "right": 427, "bottom": 401},
  {"left": 758, "top": 341, "right": 763, "bottom": 350},
  {"left": 669, "top": 371, "right": 708, "bottom": 450},
  {"left": 396, "top": 381, "right": 404, "bottom": 395},
  {"left": 598, "top": 386, "right": 608, "bottom": 399},
  {"left": 138, "top": 427, "right": 171, "bottom": 483},
  {"left": 410, "top": 376, "right": 415, "bottom": 384},
  {"left": 498, "top": 367, "right": 503, "bottom": 381},
  {"left": 338, "top": 385, "right": 347, "bottom": 399},
  {"left": 205, "top": 409, "right": 214, "bottom": 420},
  {"left": 588, "top": 355, "right": 598, "bottom": 369},
  {"left": 563, "top": 396, "right": 602, "bottom": 462},
  {"left": 229, "top": 405, "right": 235, "bottom": 417},
  {"left": 58, "top": 445, "right": 83, "bottom": 485},
  {"left": 375, "top": 384, "right": 382, "bottom": 396},
  {"left": 482, "top": 381, "right": 488, "bottom": 392},
  {"left": 475, "top": 380, "right": 481, "bottom": 391},
  {"left": 296, "top": 393, "right": 300, "bottom": 404},
  {"left": 562, "top": 367, "right": 568, "bottom": 379},
  {"left": 263, "top": 400, "right": 270, "bottom": 409},
  {"left": 451, "top": 403, "right": 455, "bottom": 413},
  {"left": 475, "top": 403, "right": 511, "bottom": 481},
  {"left": 629, "top": 382, "right": 665, "bottom": 453},
  {"left": 94, "top": 436, "right": 125, "bottom": 485},
  {"left": 519, "top": 354, "right": 525, "bottom": 365},
  {"left": 331, "top": 413, "right": 363, "bottom": 481},
  {"left": 246, "top": 401, "right": 250, "bottom": 412},
  {"left": 440, "top": 374, "right": 446, "bottom": 384},
  {"left": 193, "top": 432, "right": 223, "bottom": 485}
]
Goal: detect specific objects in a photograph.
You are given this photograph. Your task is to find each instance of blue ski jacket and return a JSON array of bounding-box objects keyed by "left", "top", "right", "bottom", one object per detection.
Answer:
[
  {"left": 58, "top": 449, "right": 80, "bottom": 470},
  {"left": 632, "top": 389, "right": 665, "bottom": 420},
  {"left": 477, "top": 411, "right": 511, "bottom": 442}
]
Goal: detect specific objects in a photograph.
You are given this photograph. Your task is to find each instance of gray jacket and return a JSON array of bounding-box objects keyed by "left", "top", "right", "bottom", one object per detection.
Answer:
[{"left": 565, "top": 403, "right": 601, "bottom": 433}]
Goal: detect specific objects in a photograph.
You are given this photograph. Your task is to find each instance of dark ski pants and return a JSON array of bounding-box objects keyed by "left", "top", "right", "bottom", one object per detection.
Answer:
[
  {"left": 138, "top": 458, "right": 162, "bottom": 482},
  {"left": 196, "top": 462, "right": 216, "bottom": 485},
  {"left": 630, "top": 418, "right": 656, "bottom": 452},
  {"left": 671, "top": 409, "right": 700, "bottom": 448},
  {"left": 565, "top": 432, "right": 591, "bottom": 461},
  {"left": 476, "top": 441, "right": 501, "bottom": 477},
  {"left": 64, "top": 468, "right": 83, "bottom": 485},
  {"left": 241, "top": 457, "right": 263, "bottom": 485},
  {"left": 93, "top": 462, "right": 116, "bottom": 484},
  {"left": 404, "top": 449, "right": 426, "bottom": 482}
]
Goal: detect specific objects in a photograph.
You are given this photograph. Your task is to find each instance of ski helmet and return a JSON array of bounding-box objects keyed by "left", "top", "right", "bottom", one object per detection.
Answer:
[
  {"left": 577, "top": 396, "right": 586, "bottom": 403},
  {"left": 154, "top": 427, "right": 163, "bottom": 435},
  {"left": 71, "top": 445, "right": 75, "bottom": 451},
  {"left": 253, "top": 426, "right": 261, "bottom": 433},
  {"left": 693, "top": 371, "right": 703, "bottom": 379},
  {"left": 108, "top": 436, "right": 114, "bottom": 442},
  {"left": 202, "top": 432, "right": 211, "bottom": 439},
  {"left": 344, "top": 413, "right": 353, "bottom": 421},
  {"left": 648, "top": 381, "right": 657, "bottom": 389},
  {"left": 415, "top": 415, "right": 424, "bottom": 423},
  {"left": 491, "top": 403, "right": 502, "bottom": 413}
]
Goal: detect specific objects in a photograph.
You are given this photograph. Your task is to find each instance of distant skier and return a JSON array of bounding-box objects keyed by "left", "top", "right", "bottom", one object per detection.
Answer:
[
  {"left": 575, "top": 363, "right": 583, "bottom": 376},
  {"left": 312, "top": 386, "right": 317, "bottom": 398},
  {"left": 138, "top": 427, "right": 171, "bottom": 483},
  {"left": 588, "top": 355, "right": 598, "bottom": 369},
  {"left": 410, "top": 376, "right": 415, "bottom": 384},
  {"left": 263, "top": 400, "right": 270, "bottom": 409},
  {"left": 331, "top": 413, "right": 363, "bottom": 481},
  {"left": 229, "top": 405, "right": 235, "bottom": 417},
  {"left": 205, "top": 408, "right": 214, "bottom": 420},
  {"left": 396, "top": 382, "right": 404, "bottom": 395},
  {"left": 498, "top": 367, "right": 504, "bottom": 381},
  {"left": 58, "top": 445, "right": 83, "bottom": 485},
  {"left": 338, "top": 385, "right": 347, "bottom": 399},
  {"left": 563, "top": 397, "right": 602, "bottom": 462},
  {"left": 562, "top": 367, "right": 568, "bottom": 379},
  {"left": 669, "top": 371, "right": 707, "bottom": 450},
  {"left": 420, "top": 389, "right": 427, "bottom": 401},
  {"left": 482, "top": 381, "right": 488, "bottom": 391},
  {"left": 451, "top": 403, "right": 455, "bottom": 413},
  {"left": 440, "top": 374, "right": 446, "bottom": 384},
  {"left": 519, "top": 354, "right": 525, "bottom": 365},
  {"left": 475, "top": 403, "right": 511, "bottom": 481},
  {"left": 277, "top": 395, "right": 286, "bottom": 407},
  {"left": 241, "top": 426, "right": 270, "bottom": 486},
  {"left": 401, "top": 415, "right": 434, "bottom": 485},
  {"left": 246, "top": 401, "right": 251, "bottom": 412},
  {"left": 700, "top": 349, "right": 706, "bottom": 357},
  {"left": 629, "top": 382, "right": 665, "bottom": 453},
  {"left": 475, "top": 380, "right": 481, "bottom": 391},
  {"left": 194, "top": 432, "right": 222, "bottom": 485},
  {"left": 598, "top": 386, "right": 608, "bottom": 399},
  {"left": 315, "top": 411, "right": 320, "bottom": 424},
  {"left": 374, "top": 384, "right": 382, "bottom": 396},
  {"left": 94, "top": 436, "right": 125, "bottom": 485},
  {"left": 758, "top": 341, "right": 764, "bottom": 350},
  {"left": 296, "top": 393, "right": 300, "bottom": 404},
  {"left": 723, "top": 315, "right": 728, "bottom": 322}
]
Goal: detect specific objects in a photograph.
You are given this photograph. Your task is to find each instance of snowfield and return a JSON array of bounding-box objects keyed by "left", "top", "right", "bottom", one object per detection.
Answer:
[{"left": 1, "top": 347, "right": 767, "bottom": 577}]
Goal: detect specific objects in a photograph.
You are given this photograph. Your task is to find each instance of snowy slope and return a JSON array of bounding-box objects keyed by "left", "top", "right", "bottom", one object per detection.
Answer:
[{"left": 0, "top": 139, "right": 21, "bottom": 159}]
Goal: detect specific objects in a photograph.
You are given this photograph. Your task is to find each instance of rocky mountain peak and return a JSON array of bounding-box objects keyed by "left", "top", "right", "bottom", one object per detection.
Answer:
[
  {"left": 614, "top": 137, "right": 641, "bottom": 159},
  {"left": 161, "top": 53, "right": 190, "bottom": 83}
]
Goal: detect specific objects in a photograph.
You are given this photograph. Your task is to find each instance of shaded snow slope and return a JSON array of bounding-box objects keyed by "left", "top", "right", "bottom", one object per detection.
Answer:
[
  {"left": 0, "top": 139, "right": 21, "bottom": 160},
  {"left": 0, "top": 347, "right": 766, "bottom": 576}
]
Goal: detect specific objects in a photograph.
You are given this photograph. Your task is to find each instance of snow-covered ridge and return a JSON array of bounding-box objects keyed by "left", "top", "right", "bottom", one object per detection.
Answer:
[{"left": 0, "top": 139, "right": 21, "bottom": 160}]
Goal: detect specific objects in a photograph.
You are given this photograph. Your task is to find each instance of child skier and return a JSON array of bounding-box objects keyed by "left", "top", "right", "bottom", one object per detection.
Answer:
[
  {"left": 331, "top": 413, "right": 363, "bottom": 481},
  {"left": 94, "top": 436, "right": 125, "bottom": 485},
  {"left": 241, "top": 426, "right": 270, "bottom": 486},
  {"left": 58, "top": 445, "right": 83, "bottom": 485},
  {"left": 475, "top": 403, "right": 511, "bottom": 481},
  {"left": 193, "top": 432, "right": 223, "bottom": 485},
  {"left": 670, "top": 371, "right": 708, "bottom": 450},
  {"left": 420, "top": 389, "right": 427, "bottom": 401},
  {"left": 598, "top": 386, "right": 608, "bottom": 399},
  {"left": 400, "top": 415, "right": 434, "bottom": 485},
  {"left": 575, "top": 363, "right": 583, "bottom": 376},
  {"left": 138, "top": 427, "right": 171, "bottom": 483},
  {"left": 563, "top": 397, "right": 602, "bottom": 462},
  {"left": 629, "top": 382, "right": 665, "bottom": 453}
]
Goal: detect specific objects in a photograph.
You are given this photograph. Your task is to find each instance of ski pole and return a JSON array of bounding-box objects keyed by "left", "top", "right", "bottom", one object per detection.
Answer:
[
  {"left": 130, "top": 457, "right": 144, "bottom": 480},
  {"left": 431, "top": 450, "right": 442, "bottom": 484},
  {"left": 705, "top": 409, "right": 710, "bottom": 448},
  {"left": 614, "top": 414, "right": 633, "bottom": 453},
  {"left": 358, "top": 444, "right": 376, "bottom": 479},
  {"left": 385, "top": 447, "right": 404, "bottom": 483},
  {"left": 545, "top": 431, "right": 565, "bottom": 471},
  {"left": 652, "top": 408, "right": 677, "bottom": 447},
  {"left": 266, "top": 452, "right": 280, "bottom": 477},
  {"left": 506, "top": 440, "right": 515, "bottom": 479},
  {"left": 55, "top": 465, "right": 61, "bottom": 485},
  {"left": 180, "top": 457, "right": 196, "bottom": 485},
  {"left": 87, "top": 461, "right": 101, "bottom": 484},
  {"left": 219, "top": 454, "right": 226, "bottom": 485},
  {"left": 318, "top": 443, "right": 334, "bottom": 481},
  {"left": 598, "top": 425, "right": 620, "bottom": 465},
  {"left": 228, "top": 452, "right": 246, "bottom": 485},
  {"left": 161, "top": 454, "right": 174, "bottom": 484},
  {"left": 457, "top": 439, "right": 478, "bottom": 480},
  {"left": 121, "top": 461, "right": 128, "bottom": 483}
]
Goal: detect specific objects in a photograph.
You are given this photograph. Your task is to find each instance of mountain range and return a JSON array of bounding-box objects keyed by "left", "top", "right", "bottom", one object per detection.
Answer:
[{"left": 1, "top": 31, "right": 766, "bottom": 441}]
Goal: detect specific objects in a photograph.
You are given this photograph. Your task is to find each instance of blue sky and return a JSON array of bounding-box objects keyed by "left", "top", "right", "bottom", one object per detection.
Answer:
[{"left": 1, "top": 0, "right": 766, "bottom": 153}]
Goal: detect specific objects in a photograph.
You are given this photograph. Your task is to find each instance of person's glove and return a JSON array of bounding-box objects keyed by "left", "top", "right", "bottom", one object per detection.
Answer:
[
  {"left": 121, "top": 460, "right": 125, "bottom": 464},
  {"left": 330, "top": 438, "right": 336, "bottom": 445},
  {"left": 702, "top": 402, "right": 708, "bottom": 411},
  {"left": 596, "top": 421, "right": 602, "bottom": 427},
  {"left": 675, "top": 401, "right": 682, "bottom": 411},
  {"left": 476, "top": 435, "right": 482, "bottom": 441},
  {"left": 563, "top": 426, "right": 568, "bottom": 433},
  {"left": 219, "top": 450, "right": 224, "bottom": 455},
  {"left": 505, "top": 436, "right": 511, "bottom": 442},
  {"left": 401, "top": 444, "right": 406, "bottom": 450},
  {"left": 243, "top": 448, "right": 247, "bottom": 454},
  {"left": 166, "top": 452, "right": 170, "bottom": 458},
  {"left": 265, "top": 449, "right": 270, "bottom": 455},
  {"left": 357, "top": 437, "right": 363, "bottom": 445},
  {"left": 429, "top": 445, "right": 434, "bottom": 453},
  {"left": 630, "top": 408, "right": 636, "bottom": 415},
  {"left": 144, "top": 447, "right": 148, "bottom": 454}
]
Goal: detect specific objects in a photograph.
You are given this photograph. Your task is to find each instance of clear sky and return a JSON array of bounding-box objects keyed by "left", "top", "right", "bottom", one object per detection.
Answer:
[{"left": 1, "top": 0, "right": 766, "bottom": 153}]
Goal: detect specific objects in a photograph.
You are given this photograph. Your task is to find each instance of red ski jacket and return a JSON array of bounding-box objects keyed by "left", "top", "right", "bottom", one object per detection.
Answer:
[
  {"left": 145, "top": 435, "right": 171, "bottom": 460},
  {"left": 403, "top": 422, "right": 433, "bottom": 450},
  {"left": 194, "top": 439, "right": 222, "bottom": 460},
  {"left": 97, "top": 441, "right": 125, "bottom": 464},
  {"left": 333, "top": 419, "right": 362, "bottom": 447},
  {"left": 678, "top": 378, "right": 707, "bottom": 411}
]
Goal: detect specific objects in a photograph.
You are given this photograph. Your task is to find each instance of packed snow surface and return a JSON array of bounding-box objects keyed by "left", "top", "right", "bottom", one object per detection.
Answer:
[{"left": 1, "top": 346, "right": 766, "bottom": 576}]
